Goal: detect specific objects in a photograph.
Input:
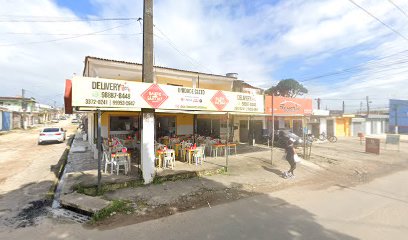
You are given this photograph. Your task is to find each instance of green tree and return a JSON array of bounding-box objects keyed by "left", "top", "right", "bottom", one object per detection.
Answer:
[{"left": 265, "top": 79, "right": 308, "bottom": 97}]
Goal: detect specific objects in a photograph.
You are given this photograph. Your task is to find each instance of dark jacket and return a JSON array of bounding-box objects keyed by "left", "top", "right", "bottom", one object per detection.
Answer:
[{"left": 285, "top": 144, "right": 295, "bottom": 162}]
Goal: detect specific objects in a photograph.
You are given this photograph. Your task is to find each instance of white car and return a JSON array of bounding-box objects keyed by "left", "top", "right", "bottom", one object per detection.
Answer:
[{"left": 38, "top": 127, "right": 66, "bottom": 145}]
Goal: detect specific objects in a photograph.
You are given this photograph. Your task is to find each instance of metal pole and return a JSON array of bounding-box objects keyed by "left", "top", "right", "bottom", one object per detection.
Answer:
[
  {"left": 225, "top": 112, "right": 229, "bottom": 172},
  {"left": 97, "top": 109, "right": 102, "bottom": 194},
  {"left": 302, "top": 117, "right": 306, "bottom": 158},
  {"left": 395, "top": 105, "right": 398, "bottom": 134},
  {"left": 271, "top": 94, "right": 274, "bottom": 165}
]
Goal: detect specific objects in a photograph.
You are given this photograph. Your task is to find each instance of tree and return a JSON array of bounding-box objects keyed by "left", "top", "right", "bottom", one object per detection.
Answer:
[{"left": 265, "top": 79, "right": 308, "bottom": 98}]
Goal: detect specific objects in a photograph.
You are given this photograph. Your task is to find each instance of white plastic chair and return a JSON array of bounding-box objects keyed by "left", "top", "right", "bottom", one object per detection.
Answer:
[
  {"left": 113, "top": 153, "right": 129, "bottom": 175},
  {"left": 163, "top": 150, "right": 175, "bottom": 169},
  {"left": 192, "top": 147, "right": 204, "bottom": 165},
  {"left": 102, "top": 145, "right": 116, "bottom": 174}
]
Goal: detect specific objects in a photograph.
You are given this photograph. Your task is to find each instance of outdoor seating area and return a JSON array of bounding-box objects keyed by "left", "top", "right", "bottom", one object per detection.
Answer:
[
  {"left": 102, "top": 137, "right": 140, "bottom": 176},
  {"left": 154, "top": 135, "right": 238, "bottom": 170}
]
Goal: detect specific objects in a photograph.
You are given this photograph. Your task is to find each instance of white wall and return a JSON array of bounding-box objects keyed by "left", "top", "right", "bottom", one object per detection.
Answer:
[
  {"left": 320, "top": 118, "right": 327, "bottom": 134},
  {"left": 365, "top": 121, "right": 371, "bottom": 135}
]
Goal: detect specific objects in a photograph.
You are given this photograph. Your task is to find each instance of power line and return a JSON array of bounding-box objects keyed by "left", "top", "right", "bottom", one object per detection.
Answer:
[
  {"left": 387, "top": 0, "right": 408, "bottom": 20},
  {"left": 348, "top": 0, "right": 408, "bottom": 42},
  {"left": 0, "top": 21, "right": 137, "bottom": 47},
  {"left": 153, "top": 24, "right": 214, "bottom": 73},
  {"left": 0, "top": 16, "right": 140, "bottom": 23},
  {"left": 299, "top": 49, "right": 408, "bottom": 83},
  {"left": 0, "top": 32, "right": 142, "bottom": 36}
]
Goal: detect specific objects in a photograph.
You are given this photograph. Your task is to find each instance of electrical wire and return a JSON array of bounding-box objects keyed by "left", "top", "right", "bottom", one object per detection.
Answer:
[
  {"left": 348, "top": 0, "right": 408, "bottom": 42},
  {"left": 387, "top": 0, "right": 408, "bottom": 20},
  {"left": 0, "top": 32, "right": 142, "bottom": 36},
  {"left": 299, "top": 50, "right": 408, "bottom": 82},
  {"left": 153, "top": 24, "right": 214, "bottom": 73},
  {"left": 0, "top": 21, "right": 137, "bottom": 47},
  {"left": 0, "top": 16, "right": 140, "bottom": 23}
]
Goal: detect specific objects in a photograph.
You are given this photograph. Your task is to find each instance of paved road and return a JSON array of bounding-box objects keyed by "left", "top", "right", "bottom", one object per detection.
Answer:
[
  {"left": 2, "top": 168, "right": 407, "bottom": 239},
  {"left": 0, "top": 119, "right": 77, "bottom": 228}
]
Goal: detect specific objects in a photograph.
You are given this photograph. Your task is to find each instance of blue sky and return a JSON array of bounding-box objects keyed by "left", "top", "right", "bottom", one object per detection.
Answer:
[{"left": 1, "top": 0, "right": 408, "bottom": 111}]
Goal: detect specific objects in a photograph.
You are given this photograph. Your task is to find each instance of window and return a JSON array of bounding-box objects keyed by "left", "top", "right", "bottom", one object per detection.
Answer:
[{"left": 110, "top": 116, "right": 139, "bottom": 132}]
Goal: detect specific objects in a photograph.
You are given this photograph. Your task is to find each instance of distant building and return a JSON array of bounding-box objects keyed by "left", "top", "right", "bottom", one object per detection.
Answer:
[
  {"left": 389, "top": 99, "right": 408, "bottom": 134},
  {"left": 0, "top": 96, "right": 58, "bottom": 129}
]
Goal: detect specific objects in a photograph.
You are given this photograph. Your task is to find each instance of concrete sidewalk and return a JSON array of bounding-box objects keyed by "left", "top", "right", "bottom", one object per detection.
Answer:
[{"left": 58, "top": 133, "right": 322, "bottom": 215}]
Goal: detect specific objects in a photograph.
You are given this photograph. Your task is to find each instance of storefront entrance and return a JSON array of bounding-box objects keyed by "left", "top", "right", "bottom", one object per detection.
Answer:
[
  {"left": 293, "top": 119, "right": 303, "bottom": 136},
  {"left": 239, "top": 120, "right": 248, "bottom": 143}
]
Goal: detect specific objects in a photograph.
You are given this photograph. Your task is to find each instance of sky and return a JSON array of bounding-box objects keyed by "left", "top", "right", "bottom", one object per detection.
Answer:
[{"left": 1, "top": 0, "right": 408, "bottom": 112}]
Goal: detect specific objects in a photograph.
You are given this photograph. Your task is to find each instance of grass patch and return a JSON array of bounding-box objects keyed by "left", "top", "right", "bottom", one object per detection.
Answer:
[{"left": 91, "top": 200, "right": 133, "bottom": 222}]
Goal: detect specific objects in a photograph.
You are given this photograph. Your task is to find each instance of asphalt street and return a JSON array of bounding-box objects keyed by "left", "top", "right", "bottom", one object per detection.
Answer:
[{"left": 2, "top": 167, "right": 407, "bottom": 240}]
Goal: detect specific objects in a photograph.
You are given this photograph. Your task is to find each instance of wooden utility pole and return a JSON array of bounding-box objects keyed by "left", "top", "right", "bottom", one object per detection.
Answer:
[
  {"left": 143, "top": 0, "right": 154, "bottom": 83},
  {"left": 141, "top": 0, "right": 156, "bottom": 183}
]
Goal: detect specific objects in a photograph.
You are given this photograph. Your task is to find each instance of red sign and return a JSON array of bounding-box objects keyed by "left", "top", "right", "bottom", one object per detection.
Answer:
[
  {"left": 265, "top": 96, "right": 312, "bottom": 116},
  {"left": 211, "top": 90, "right": 229, "bottom": 111},
  {"left": 141, "top": 84, "right": 168, "bottom": 108}
]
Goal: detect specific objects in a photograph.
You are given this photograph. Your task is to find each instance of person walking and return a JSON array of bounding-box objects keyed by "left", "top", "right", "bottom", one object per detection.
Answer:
[{"left": 283, "top": 139, "right": 296, "bottom": 179}]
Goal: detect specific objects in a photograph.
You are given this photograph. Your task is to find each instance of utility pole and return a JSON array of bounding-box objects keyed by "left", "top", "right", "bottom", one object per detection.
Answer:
[
  {"left": 21, "top": 88, "right": 26, "bottom": 129},
  {"left": 342, "top": 101, "right": 345, "bottom": 114},
  {"left": 317, "top": 98, "right": 321, "bottom": 110},
  {"left": 366, "top": 96, "right": 370, "bottom": 117},
  {"left": 359, "top": 101, "right": 363, "bottom": 114},
  {"left": 141, "top": 0, "right": 156, "bottom": 184},
  {"left": 271, "top": 94, "right": 274, "bottom": 165},
  {"left": 394, "top": 105, "right": 399, "bottom": 134}
]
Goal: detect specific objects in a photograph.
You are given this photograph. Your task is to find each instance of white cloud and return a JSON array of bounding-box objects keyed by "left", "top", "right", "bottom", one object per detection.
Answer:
[{"left": 1, "top": 0, "right": 408, "bottom": 110}]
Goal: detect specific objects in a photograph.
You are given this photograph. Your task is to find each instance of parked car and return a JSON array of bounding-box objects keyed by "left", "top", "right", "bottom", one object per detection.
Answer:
[
  {"left": 71, "top": 118, "right": 80, "bottom": 123},
  {"left": 59, "top": 116, "right": 67, "bottom": 120},
  {"left": 38, "top": 127, "right": 66, "bottom": 145},
  {"left": 273, "top": 129, "right": 304, "bottom": 148},
  {"left": 51, "top": 118, "right": 59, "bottom": 123}
]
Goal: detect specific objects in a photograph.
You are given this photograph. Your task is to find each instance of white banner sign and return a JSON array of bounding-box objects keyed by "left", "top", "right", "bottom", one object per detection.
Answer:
[{"left": 71, "top": 77, "right": 264, "bottom": 113}]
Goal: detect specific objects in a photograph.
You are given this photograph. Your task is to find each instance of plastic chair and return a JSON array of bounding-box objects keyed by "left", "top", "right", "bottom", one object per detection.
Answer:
[
  {"left": 113, "top": 154, "right": 129, "bottom": 175},
  {"left": 163, "top": 150, "right": 175, "bottom": 169},
  {"left": 102, "top": 144, "right": 116, "bottom": 174},
  {"left": 192, "top": 147, "right": 204, "bottom": 165}
]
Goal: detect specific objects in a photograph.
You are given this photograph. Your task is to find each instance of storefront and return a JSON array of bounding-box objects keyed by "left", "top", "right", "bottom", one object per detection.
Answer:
[
  {"left": 264, "top": 96, "right": 313, "bottom": 136},
  {"left": 66, "top": 75, "right": 264, "bottom": 183}
]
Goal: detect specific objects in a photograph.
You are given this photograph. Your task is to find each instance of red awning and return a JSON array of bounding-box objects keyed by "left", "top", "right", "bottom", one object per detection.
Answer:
[{"left": 64, "top": 79, "right": 73, "bottom": 114}]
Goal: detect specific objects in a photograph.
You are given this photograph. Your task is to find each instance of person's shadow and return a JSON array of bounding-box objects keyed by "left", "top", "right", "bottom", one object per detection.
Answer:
[{"left": 262, "top": 166, "right": 283, "bottom": 177}]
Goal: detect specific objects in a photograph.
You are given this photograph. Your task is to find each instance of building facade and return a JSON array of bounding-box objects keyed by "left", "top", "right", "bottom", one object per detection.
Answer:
[{"left": 389, "top": 99, "right": 408, "bottom": 134}]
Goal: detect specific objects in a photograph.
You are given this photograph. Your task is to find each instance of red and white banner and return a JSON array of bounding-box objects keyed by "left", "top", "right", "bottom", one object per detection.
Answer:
[{"left": 71, "top": 76, "right": 264, "bottom": 113}]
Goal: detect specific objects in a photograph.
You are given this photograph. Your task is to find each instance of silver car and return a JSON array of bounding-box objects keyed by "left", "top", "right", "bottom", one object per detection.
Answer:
[{"left": 38, "top": 127, "right": 66, "bottom": 145}]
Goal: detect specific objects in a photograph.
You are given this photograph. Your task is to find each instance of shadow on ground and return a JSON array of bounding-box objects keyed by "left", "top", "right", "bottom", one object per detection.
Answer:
[{"left": 86, "top": 174, "right": 358, "bottom": 240}]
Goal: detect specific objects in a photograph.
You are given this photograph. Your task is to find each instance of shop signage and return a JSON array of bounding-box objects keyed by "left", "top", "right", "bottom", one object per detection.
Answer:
[
  {"left": 141, "top": 84, "right": 168, "bottom": 108},
  {"left": 265, "top": 96, "right": 312, "bottom": 116},
  {"left": 211, "top": 91, "right": 229, "bottom": 111},
  {"left": 365, "top": 137, "right": 380, "bottom": 155},
  {"left": 71, "top": 77, "right": 264, "bottom": 113}
]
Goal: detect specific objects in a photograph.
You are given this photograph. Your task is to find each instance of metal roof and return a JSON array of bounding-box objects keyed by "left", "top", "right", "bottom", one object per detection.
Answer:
[{"left": 83, "top": 56, "right": 237, "bottom": 80}]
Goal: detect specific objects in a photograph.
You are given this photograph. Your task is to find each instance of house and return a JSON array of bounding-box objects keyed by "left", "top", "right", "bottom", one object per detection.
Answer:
[{"left": 0, "top": 96, "right": 37, "bottom": 129}]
